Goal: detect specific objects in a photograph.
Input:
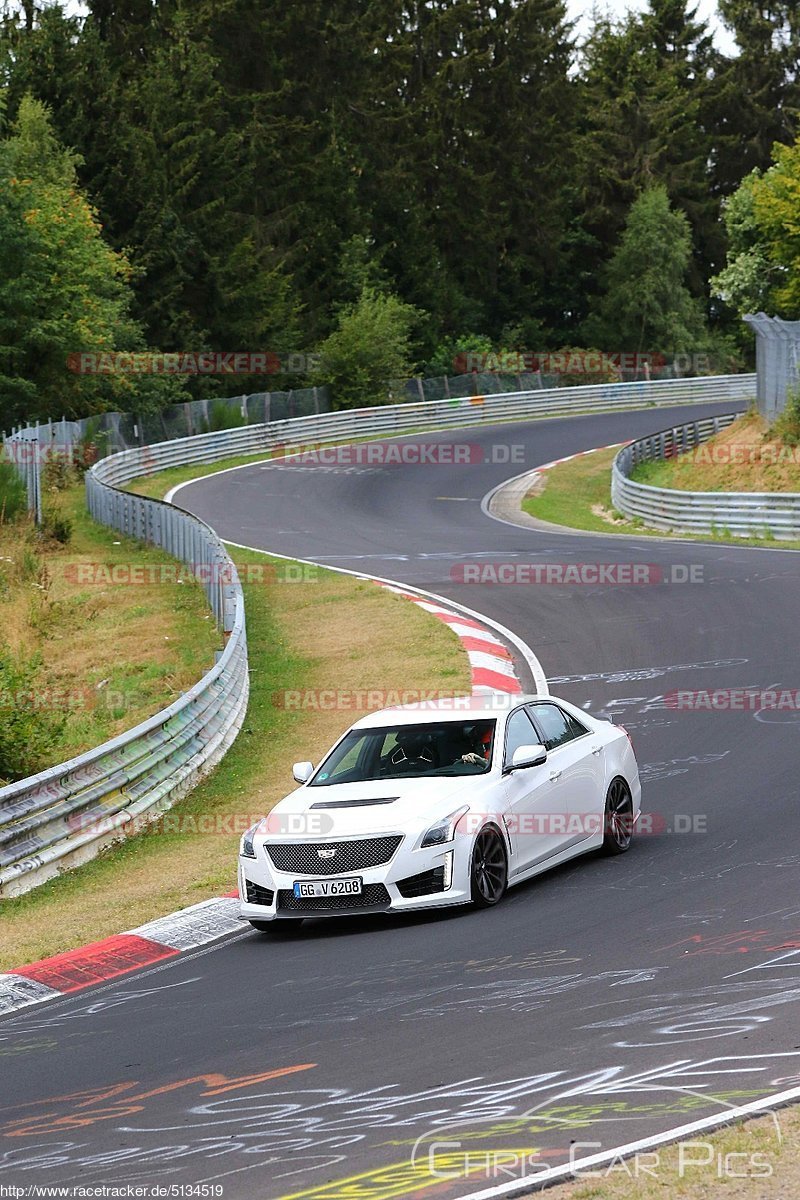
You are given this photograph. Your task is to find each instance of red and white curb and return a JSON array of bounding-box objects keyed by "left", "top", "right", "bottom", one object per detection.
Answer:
[
  {"left": 533, "top": 440, "right": 630, "bottom": 473},
  {"left": 0, "top": 895, "right": 244, "bottom": 1016},
  {"left": 378, "top": 584, "right": 522, "bottom": 694},
  {"left": 0, "top": 580, "right": 537, "bottom": 1018}
]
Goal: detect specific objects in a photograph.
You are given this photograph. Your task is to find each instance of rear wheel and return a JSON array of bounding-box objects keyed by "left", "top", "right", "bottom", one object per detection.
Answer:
[
  {"left": 602, "top": 778, "right": 634, "bottom": 854},
  {"left": 470, "top": 826, "right": 508, "bottom": 907}
]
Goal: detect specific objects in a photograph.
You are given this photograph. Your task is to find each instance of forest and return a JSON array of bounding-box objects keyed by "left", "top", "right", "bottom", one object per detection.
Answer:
[{"left": 1, "top": 0, "right": 799, "bottom": 421}]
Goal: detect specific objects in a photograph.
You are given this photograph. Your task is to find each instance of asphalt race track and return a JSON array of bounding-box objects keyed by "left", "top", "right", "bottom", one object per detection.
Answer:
[{"left": 3, "top": 399, "right": 800, "bottom": 1199}]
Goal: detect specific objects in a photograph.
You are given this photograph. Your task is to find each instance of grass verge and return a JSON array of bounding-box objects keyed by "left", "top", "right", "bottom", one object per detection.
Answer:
[
  {"left": 547, "top": 1107, "right": 798, "bottom": 1199},
  {"left": 521, "top": 448, "right": 800, "bottom": 549},
  {"left": 0, "top": 544, "right": 469, "bottom": 968},
  {"left": 0, "top": 482, "right": 217, "bottom": 780},
  {"left": 630, "top": 410, "right": 800, "bottom": 493}
]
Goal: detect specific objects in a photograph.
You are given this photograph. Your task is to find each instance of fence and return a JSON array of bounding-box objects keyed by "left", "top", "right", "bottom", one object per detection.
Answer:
[
  {"left": 0, "top": 445, "right": 249, "bottom": 898},
  {"left": 0, "top": 371, "right": 757, "bottom": 896},
  {"left": 745, "top": 313, "right": 800, "bottom": 421},
  {"left": 612, "top": 414, "right": 800, "bottom": 539},
  {"left": 389, "top": 355, "right": 734, "bottom": 405},
  {"left": 4, "top": 387, "right": 329, "bottom": 457}
]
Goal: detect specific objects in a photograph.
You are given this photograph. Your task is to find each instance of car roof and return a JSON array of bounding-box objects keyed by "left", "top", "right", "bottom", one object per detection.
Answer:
[{"left": 349, "top": 692, "right": 554, "bottom": 729}]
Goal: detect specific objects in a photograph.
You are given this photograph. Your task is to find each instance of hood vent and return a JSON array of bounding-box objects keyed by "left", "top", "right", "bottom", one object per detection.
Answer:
[{"left": 309, "top": 797, "right": 398, "bottom": 810}]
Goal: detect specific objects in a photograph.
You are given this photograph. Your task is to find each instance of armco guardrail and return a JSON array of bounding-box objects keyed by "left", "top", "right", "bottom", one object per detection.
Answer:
[
  {"left": 612, "top": 413, "right": 800, "bottom": 538},
  {"left": 0, "top": 372, "right": 756, "bottom": 896},
  {"left": 0, "top": 442, "right": 249, "bottom": 898},
  {"left": 63, "top": 374, "right": 758, "bottom": 480}
]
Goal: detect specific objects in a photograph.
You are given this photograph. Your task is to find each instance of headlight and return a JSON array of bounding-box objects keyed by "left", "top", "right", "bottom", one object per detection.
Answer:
[
  {"left": 240, "top": 824, "right": 259, "bottom": 859},
  {"left": 421, "top": 805, "right": 469, "bottom": 849}
]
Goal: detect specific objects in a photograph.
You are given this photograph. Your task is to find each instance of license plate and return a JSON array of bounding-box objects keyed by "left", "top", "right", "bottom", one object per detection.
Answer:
[{"left": 293, "top": 877, "right": 362, "bottom": 899}]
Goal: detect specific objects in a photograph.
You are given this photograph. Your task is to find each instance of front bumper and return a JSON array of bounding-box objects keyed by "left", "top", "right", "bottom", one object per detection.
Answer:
[{"left": 238, "top": 836, "right": 470, "bottom": 921}]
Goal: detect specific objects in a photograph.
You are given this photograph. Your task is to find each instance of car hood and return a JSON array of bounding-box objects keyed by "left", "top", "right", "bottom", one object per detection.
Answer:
[{"left": 258, "top": 775, "right": 493, "bottom": 840}]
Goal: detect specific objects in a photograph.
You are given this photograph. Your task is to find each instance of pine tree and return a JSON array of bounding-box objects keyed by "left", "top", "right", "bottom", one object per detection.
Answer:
[
  {"left": 575, "top": 1, "right": 718, "bottom": 313},
  {"left": 712, "top": 0, "right": 800, "bottom": 196},
  {"left": 584, "top": 185, "right": 706, "bottom": 355}
]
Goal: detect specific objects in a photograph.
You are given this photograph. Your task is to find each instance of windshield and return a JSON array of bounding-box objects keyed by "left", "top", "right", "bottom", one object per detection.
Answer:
[{"left": 309, "top": 720, "right": 496, "bottom": 786}]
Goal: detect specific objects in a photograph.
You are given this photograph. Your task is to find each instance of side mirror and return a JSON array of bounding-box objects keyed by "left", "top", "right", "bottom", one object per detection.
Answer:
[
  {"left": 293, "top": 761, "right": 314, "bottom": 784},
  {"left": 509, "top": 743, "right": 547, "bottom": 771}
]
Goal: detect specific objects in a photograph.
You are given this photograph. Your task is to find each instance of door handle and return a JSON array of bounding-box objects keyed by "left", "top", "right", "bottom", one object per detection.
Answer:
[
  {"left": 549, "top": 769, "right": 562, "bottom": 782},
  {"left": 591, "top": 745, "right": 602, "bottom": 756}
]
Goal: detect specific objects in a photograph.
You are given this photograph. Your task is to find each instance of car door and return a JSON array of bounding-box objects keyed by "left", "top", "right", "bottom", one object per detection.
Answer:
[
  {"left": 528, "top": 702, "right": 606, "bottom": 847},
  {"left": 502, "top": 706, "right": 570, "bottom": 875}
]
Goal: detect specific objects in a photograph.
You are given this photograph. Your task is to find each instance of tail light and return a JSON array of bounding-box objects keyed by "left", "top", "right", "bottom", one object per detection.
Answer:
[{"left": 618, "top": 724, "right": 634, "bottom": 753}]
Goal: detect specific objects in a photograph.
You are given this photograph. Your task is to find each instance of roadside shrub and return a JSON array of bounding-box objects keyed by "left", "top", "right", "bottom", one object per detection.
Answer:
[
  {"left": 207, "top": 399, "right": 247, "bottom": 431},
  {"left": 0, "top": 461, "right": 27, "bottom": 522},
  {"left": 0, "top": 643, "right": 65, "bottom": 782},
  {"left": 310, "top": 286, "right": 421, "bottom": 410},
  {"left": 772, "top": 386, "right": 800, "bottom": 447},
  {"left": 42, "top": 452, "right": 73, "bottom": 491},
  {"left": 40, "top": 506, "right": 73, "bottom": 544}
]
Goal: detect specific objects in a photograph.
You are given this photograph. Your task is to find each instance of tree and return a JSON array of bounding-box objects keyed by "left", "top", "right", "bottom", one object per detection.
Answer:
[
  {"left": 583, "top": 185, "right": 706, "bottom": 355},
  {"left": 710, "top": 169, "right": 778, "bottom": 317},
  {"left": 575, "top": 0, "right": 718, "bottom": 311},
  {"left": 711, "top": 137, "right": 800, "bottom": 321},
  {"left": 711, "top": 0, "right": 799, "bottom": 196},
  {"left": 311, "top": 287, "right": 421, "bottom": 409},
  {"left": 0, "top": 94, "right": 182, "bottom": 425},
  {"left": 749, "top": 139, "right": 800, "bottom": 317}
]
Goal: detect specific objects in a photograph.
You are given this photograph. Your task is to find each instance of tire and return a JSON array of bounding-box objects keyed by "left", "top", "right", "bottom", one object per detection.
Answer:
[
  {"left": 470, "top": 826, "right": 508, "bottom": 907},
  {"left": 602, "top": 778, "right": 634, "bottom": 855}
]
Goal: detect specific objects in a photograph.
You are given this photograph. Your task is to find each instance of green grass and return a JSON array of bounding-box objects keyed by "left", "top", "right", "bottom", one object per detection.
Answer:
[
  {"left": 521, "top": 448, "right": 800, "bottom": 550},
  {"left": 0, "top": 483, "right": 218, "bottom": 778}
]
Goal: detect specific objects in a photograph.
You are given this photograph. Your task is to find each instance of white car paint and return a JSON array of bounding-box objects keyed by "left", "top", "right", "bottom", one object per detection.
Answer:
[{"left": 238, "top": 693, "right": 642, "bottom": 923}]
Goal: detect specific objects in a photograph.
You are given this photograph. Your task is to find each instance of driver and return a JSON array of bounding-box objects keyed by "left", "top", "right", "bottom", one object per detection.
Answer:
[{"left": 459, "top": 723, "right": 493, "bottom": 767}]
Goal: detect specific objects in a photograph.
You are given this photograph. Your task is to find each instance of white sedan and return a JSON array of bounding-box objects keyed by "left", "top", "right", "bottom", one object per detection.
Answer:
[{"left": 238, "top": 693, "right": 641, "bottom": 928}]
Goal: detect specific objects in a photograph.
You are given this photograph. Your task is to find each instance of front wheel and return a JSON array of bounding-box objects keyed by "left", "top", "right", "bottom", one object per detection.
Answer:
[
  {"left": 470, "top": 826, "right": 508, "bottom": 907},
  {"left": 602, "top": 778, "right": 634, "bottom": 854}
]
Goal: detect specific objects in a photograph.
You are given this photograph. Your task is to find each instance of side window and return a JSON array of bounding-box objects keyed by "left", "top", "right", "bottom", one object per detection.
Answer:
[
  {"left": 504, "top": 708, "right": 538, "bottom": 767},
  {"left": 565, "top": 712, "right": 589, "bottom": 739},
  {"left": 529, "top": 703, "right": 585, "bottom": 751}
]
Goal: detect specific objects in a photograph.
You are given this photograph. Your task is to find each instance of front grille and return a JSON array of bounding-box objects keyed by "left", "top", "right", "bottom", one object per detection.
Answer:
[
  {"left": 277, "top": 883, "right": 391, "bottom": 913},
  {"left": 266, "top": 835, "right": 402, "bottom": 876},
  {"left": 245, "top": 880, "right": 274, "bottom": 906},
  {"left": 396, "top": 866, "right": 446, "bottom": 898}
]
